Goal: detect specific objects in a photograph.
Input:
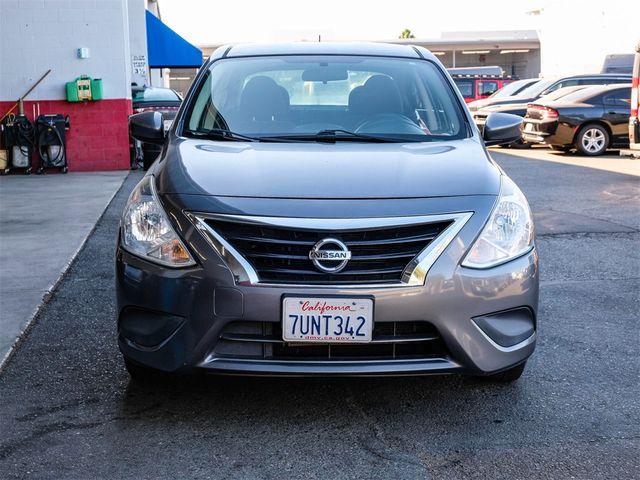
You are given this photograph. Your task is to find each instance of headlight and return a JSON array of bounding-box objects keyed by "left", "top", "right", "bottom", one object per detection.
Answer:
[
  {"left": 462, "top": 176, "right": 534, "bottom": 269},
  {"left": 121, "top": 176, "right": 195, "bottom": 267}
]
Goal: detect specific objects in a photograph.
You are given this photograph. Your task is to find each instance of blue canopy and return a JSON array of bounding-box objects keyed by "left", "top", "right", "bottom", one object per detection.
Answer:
[{"left": 146, "top": 11, "right": 203, "bottom": 68}]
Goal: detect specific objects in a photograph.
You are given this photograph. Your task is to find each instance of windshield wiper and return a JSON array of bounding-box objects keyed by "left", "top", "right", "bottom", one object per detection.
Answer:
[
  {"left": 185, "top": 128, "right": 418, "bottom": 143},
  {"left": 185, "top": 129, "right": 299, "bottom": 143},
  {"left": 184, "top": 129, "right": 260, "bottom": 142},
  {"left": 262, "top": 129, "right": 409, "bottom": 143}
]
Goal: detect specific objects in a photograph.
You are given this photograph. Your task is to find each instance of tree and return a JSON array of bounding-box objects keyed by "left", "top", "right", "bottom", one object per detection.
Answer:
[{"left": 399, "top": 29, "right": 415, "bottom": 39}]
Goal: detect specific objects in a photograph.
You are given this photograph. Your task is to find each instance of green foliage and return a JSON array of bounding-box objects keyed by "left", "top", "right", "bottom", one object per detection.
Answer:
[{"left": 399, "top": 29, "right": 415, "bottom": 39}]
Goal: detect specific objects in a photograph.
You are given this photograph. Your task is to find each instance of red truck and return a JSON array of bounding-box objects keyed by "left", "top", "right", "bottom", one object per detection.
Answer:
[{"left": 451, "top": 74, "right": 516, "bottom": 104}]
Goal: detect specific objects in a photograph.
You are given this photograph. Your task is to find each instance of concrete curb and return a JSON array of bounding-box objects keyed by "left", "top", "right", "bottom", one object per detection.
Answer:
[{"left": 0, "top": 173, "right": 130, "bottom": 374}]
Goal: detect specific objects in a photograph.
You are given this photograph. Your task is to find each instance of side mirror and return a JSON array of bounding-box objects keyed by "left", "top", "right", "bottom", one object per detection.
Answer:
[
  {"left": 130, "top": 111, "right": 165, "bottom": 145},
  {"left": 483, "top": 112, "right": 523, "bottom": 146}
]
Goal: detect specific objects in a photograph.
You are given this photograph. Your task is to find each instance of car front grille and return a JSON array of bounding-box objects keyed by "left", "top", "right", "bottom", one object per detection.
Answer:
[
  {"left": 213, "top": 320, "right": 449, "bottom": 361},
  {"left": 203, "top": 218, "right": 452, "bottom": 285}
]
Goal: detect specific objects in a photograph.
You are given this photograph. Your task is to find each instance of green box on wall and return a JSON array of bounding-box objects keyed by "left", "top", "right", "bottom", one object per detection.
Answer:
[{"left": 65, "top": 76, "right": 103, "bottom": 102}]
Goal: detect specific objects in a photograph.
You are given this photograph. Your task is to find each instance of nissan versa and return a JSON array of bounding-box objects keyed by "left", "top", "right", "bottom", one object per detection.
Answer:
[{"left": 119, "top": 43, "right": 538, "bottom": 383}]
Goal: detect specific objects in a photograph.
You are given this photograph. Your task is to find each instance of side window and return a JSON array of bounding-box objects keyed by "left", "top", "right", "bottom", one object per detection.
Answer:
[
  {"left": 546, "top": 79, "right": 581, "bottom": 95},
  {"left": 560, "top": 79, "right": 580, "bottom": 88},
  {"left": 478, "top": 81, "right": 498, "bottom": 96},
  {"left": 577, "top": 78, "right": 604, "bottom": 86},
  {"left": 545, "top": 82, "right": 562, "bottom": 93},
  {"left": 453, "top": 79, "right": 474, "bottom": 98},
  {"left": 603, "top": 90, "right": 631, "bottom": 108}
]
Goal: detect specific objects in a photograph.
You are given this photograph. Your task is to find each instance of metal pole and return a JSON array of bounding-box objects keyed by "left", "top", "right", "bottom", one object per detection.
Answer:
[
  {"left": 0, "top": 69, "right": 52, "bottom": 122},
  {"left": 20, "top": 69, "right": 52, "bottom": 102}
]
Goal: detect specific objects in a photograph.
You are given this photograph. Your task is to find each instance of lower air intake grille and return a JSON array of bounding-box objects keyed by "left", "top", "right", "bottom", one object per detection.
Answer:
[{"left": 213, "top": 321, "right": 449, "bottom": 361}]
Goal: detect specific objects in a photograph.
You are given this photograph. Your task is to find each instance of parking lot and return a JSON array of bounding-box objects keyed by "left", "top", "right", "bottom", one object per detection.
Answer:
[{"left": 0, "top": 147, "right": 638, "bottom": 479}]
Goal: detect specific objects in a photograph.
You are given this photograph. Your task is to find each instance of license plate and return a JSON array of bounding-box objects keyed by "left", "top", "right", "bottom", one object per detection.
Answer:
[
  {"left": 524, "top": 122, "right": 534, "bottom": 132},
  {"left": 282, "top": 297, "right": 373, "bottom": 343}
]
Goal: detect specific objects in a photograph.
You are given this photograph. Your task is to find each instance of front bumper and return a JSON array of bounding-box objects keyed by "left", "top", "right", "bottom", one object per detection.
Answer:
[{"left": 116, "top": 204, "right": 539, "bottom": 377}]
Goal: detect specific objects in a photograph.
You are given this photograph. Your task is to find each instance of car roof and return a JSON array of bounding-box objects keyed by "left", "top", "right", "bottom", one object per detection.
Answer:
[
  {"left": 209, "top": 42, "right": 433, "bottom": 62},
  {"left": 555, "top": 73, "right": 631, "bottom": 80},
  {"left": 570, "top": 83, "right": 632, "bottom": 95},
  {"left": 537, "top": 85, "right": 588, "bottom": 100},
  {"left": 539, "top": 83, "right": 631, "bottom": 105}
]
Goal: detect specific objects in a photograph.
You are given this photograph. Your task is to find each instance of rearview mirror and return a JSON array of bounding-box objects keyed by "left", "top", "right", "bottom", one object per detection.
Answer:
[
  {"left": 129, "top": 111, "right": 165, "bottom": 145},
  {"left": 302, "top": 66, "right": 348, "bottom": 82},
  {"left": 483, "top": 112, "right": 523, "bottom": 146}
]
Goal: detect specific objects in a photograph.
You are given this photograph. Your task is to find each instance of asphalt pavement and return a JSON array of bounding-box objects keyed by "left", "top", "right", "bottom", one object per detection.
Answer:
[{"left": 0, "top": 150, "right": 638, "bottom": 479}]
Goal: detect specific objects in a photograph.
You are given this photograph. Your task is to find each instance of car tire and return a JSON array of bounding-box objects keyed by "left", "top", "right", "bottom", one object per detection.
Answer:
[
  {"left": 510, "top": 139, "right": 532, "bottom": 149},
  {"left": 575, "top": 124, "right": 609, "bottom": 156},
  {"left": 550, "top": 145, "right": 571, "bottom": 152},
  {"left": 124, "top": 358, "right": 166, "bottom": 384},
  {"left": 482, "top": 362, "right": 527, "bottom": 383}
]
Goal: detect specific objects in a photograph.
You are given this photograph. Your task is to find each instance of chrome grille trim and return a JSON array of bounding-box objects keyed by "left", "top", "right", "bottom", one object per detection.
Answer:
[{"left": 188, "top": 212, "right": 473, "bottom": 288}]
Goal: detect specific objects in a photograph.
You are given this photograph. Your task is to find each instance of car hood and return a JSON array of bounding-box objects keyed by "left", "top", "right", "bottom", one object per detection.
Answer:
[
  {"left": 479, "top": 102, "right": 529, "bottom": 114},
  {"left": 155, "top": 137, "right": 501, "bottom": 199},
  {"left": 471, "top": 95, "right": 536, "bottom": 110}
]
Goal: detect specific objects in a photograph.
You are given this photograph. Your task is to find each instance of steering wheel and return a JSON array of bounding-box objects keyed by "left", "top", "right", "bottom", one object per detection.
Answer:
[{"left": 354, "top": 114, "right": 426, "bottom": 136}]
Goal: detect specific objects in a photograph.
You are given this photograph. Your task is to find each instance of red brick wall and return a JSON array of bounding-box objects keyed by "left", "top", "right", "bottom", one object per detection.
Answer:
[{"left": 0, "top": 99, "right": 132, "bottom": 171}]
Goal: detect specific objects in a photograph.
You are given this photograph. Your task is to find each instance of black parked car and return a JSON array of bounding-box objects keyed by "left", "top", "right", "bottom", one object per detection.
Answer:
[
  {"left": 130, "top": 86, "right": 182, "bottom": 170},
  {"left": 521, "top": 84, "right": 631, "bottom": 155}
]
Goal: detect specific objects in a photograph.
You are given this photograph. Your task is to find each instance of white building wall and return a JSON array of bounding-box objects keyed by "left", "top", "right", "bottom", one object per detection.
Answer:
[
  {"left": 149, "top": 68, "right": 171, "bottom": 88},
  {"left": 128, "top": 0, "right": 149, "bottom": 87},
  {"left": 0, "top": 0, "right": 132, "bottom": 101}
]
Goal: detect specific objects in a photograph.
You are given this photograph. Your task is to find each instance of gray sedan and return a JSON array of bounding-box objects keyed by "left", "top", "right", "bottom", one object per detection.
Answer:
[{"left": 120, "top": 42, "right": 537, "bottom": 383}]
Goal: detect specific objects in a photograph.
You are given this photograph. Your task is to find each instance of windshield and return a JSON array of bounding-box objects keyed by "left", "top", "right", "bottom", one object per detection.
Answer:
[
  {"left": 516, "top": 79, "right": 553, "bottom": 98},
  {"left": 183, "top": 55, "right": 467, "bottom": 142},
  {"left": 490, "top": 79, "right": 534, "bottom": 98},
  {"left": 133, "top": 88, "right": 181, "bottom": 103}
]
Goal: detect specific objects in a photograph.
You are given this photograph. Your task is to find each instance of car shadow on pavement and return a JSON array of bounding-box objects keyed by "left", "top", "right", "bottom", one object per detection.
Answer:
[{"left": 116, "top": 372, "right": 525, "bottom": 425}]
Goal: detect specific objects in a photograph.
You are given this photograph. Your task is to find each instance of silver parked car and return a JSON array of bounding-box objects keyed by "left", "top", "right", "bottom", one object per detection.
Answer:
[{"left": 121, "top": 43, "right": 538, "bottom": 383}]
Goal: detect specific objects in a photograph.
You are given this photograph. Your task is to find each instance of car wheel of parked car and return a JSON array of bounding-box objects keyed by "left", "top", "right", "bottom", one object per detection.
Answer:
[
  {"left": 575, "top": 124, "right": 609, "bottom": 156},
  {"left": 482, "top": 362, "right": 527, "bottom": 382},
  {"left": 509, "top": 139, "right": 531, "bottom": 149},
  {"left": 550, "top": 145, "right": 572, "bottom": 152}
]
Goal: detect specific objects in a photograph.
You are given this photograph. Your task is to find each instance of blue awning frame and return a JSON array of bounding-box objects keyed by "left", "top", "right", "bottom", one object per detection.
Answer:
[{"left": 146, "top": 11, "right": 203, "bottom": 68}]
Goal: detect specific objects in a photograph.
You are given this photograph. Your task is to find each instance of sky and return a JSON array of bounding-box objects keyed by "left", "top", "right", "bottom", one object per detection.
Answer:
[{"left": 158, "top": 0, "right": 542, "bottom": 46}]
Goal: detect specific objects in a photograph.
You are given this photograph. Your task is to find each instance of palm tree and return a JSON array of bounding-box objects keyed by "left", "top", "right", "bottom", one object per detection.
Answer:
[{"left": 399, "top": 29, "right": 415, "bottom": 39}]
